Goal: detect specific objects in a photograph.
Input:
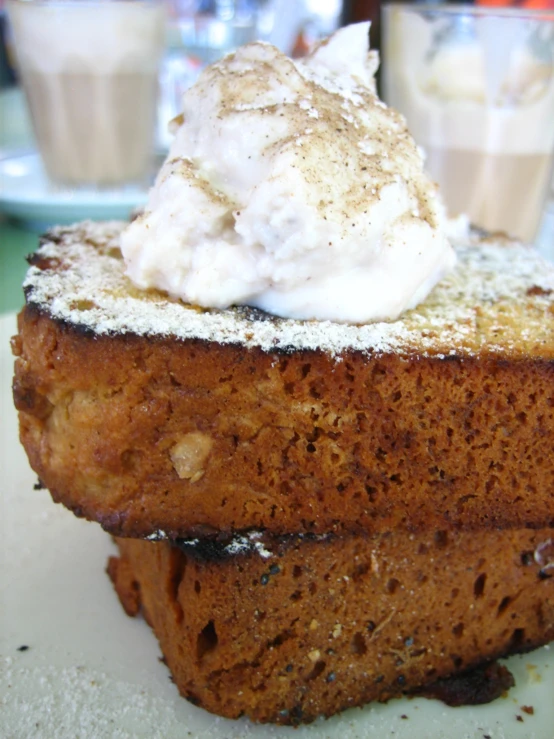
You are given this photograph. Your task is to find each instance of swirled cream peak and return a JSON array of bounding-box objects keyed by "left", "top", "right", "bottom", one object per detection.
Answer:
[{"left": 121, "top": 23, "right": 456, "bottom": 323}]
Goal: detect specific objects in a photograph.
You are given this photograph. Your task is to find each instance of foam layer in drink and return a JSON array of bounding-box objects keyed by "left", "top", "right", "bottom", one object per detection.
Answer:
[{"left": 9, "top": 1, "right": 164, "bottom": 72}]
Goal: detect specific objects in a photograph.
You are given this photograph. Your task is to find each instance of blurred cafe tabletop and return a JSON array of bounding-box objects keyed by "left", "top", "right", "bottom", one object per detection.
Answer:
[{"left": 0, "top": 87, "right": 37, "bottom": 316}]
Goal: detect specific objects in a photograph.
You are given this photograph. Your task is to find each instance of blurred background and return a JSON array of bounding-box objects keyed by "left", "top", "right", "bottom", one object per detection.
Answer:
[
  {"left": 1, "top": 0, "right": 553, "bottom": 315},
  {"left": 0, "top": 1, "right": 376, "bottom": 159}
]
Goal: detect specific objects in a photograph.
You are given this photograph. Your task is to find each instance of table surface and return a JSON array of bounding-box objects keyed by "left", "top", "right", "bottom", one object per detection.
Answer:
[
  {"left": 1, "top": 86, "right": 38, "bottom": 314},
  {"left": 0, "top": 218, "right": 36, "bottom": 315}
]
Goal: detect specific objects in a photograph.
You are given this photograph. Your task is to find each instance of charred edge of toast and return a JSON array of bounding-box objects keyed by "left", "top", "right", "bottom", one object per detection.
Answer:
[
  {"left": 19, "top": 296, "right": 554, "bottom": 373},
  {"left": 54, "top": 477, "right": 554, "bottom": 553},
  {"left": 412, "top": 661, "right": 515, "bottom": 706},
  {"left": 19, "top": 301, "right": 336, "bottom": 358},
  {"left": 173, "top": 530, "right": 332, "bottom": 563},
  {"left": 174, "top": 530, "right": 554, "bottom": 583}
]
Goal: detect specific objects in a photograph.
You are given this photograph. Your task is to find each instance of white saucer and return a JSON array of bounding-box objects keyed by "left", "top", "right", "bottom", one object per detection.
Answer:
[{"left": 0, "top": 152, "right": 150, "bottom": 230}]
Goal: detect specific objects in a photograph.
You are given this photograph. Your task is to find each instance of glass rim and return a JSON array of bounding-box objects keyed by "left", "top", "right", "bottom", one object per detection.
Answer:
[{"left": 382, "top": 3, "right": 554, "bottom": 22}]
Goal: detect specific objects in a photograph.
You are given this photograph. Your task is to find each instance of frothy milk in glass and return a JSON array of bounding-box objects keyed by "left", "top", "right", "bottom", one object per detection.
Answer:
[
  {"left": 8, "top": 0, "right": 166, "bottom": 187},
  {"left": 382, "top": 5, "right": 554, "bottom": 242}
]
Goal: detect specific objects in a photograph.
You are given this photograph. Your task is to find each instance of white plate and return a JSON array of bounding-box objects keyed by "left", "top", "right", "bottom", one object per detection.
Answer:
[
  {"left": 1, "top": 310, "right": 553, "bottom": 739},
  {"left": 0, "top": 152, "right": 149, "bottom": 231}
]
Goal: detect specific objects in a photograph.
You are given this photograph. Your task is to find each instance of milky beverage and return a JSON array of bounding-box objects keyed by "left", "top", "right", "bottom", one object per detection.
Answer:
[
  {"left": 383, "top": 8, "right": 554, "bottom": 242},
  {"left": 425, "top": 149, "right": 552, "bottom": 242},
  {"left": 8, "top": 1, "right": 165, "bottom": 187}
]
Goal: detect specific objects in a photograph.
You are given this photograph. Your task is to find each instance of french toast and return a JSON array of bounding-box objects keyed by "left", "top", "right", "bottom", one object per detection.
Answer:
[
  {"left": 12, "top": 220, "right": 554, "bottom": 540},
  {"left": 11, "top": 219, "right": 554, "bottom": 724},
  {"left": 108, "top": 528, "right": 554, "bottom": 725}
]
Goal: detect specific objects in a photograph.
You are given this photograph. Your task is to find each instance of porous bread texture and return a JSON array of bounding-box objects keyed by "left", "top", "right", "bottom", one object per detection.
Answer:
[
  {"left": 109, "top": 529, "right": 554, "bottom": 725},
  {"left": 13, "top": 308, "right": 554, "bottom": 538},
  {"left": 12, "top": 221, "right": 554, "bottom": 539}
]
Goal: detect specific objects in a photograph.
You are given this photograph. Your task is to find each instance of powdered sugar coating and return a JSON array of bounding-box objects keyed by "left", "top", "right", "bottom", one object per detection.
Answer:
[{"left": 23, "top": 221, "right": 554, "bottom": 359}]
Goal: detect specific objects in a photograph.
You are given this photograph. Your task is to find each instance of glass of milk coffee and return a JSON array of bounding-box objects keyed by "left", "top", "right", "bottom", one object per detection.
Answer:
[
  {"left": 382, "top": 4, "right": 554, "bottom": 243},
  {"left": 7, "top": 0, "right": 166, "bottom": 188}
]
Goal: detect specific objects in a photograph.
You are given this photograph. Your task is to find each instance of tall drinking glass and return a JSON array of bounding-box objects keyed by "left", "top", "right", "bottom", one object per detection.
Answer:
[
  {"left": 7, "top": 0, "right": 166, "bottom": 187},
  {"left": 382, "top": 4, "right": 554, "bottom": 243}
]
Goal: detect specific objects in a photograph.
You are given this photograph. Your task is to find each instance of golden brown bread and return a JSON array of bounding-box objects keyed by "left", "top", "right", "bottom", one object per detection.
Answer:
[
  {"left": 11, "top": 222, "right": 554, "bottom": 539},
  {"left": 109, "top": 528, "right": 554, "bottom": 725},
  {"left": 13, "top": 305, "right": 554, "bottom": 539}
]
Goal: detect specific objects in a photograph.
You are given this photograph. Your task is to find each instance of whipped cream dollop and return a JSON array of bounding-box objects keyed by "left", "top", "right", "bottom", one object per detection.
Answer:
[{"left": 121, "top": 23, "right": 456, "bottom": 323}]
